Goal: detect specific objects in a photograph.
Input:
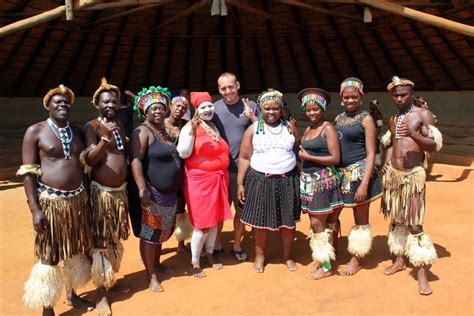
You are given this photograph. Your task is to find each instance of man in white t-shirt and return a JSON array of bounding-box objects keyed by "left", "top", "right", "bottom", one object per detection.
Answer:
[{"left": 212, "top": 72, "right": 258, "bottom": 261}]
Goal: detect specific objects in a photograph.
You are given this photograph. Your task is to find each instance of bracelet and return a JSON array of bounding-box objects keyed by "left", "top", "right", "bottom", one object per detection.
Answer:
[{"left": 101, "top": 136, "right": 111, "bottom": 143}]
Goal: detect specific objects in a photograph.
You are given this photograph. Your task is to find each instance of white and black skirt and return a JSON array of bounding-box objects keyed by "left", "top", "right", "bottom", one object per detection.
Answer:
[{"left": 240, "top": 168, "right": 300, "bottom": 231}]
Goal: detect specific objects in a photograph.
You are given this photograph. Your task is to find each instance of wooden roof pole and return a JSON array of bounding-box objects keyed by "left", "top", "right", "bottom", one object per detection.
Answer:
[
  {"left": 357, "top": 0, "right": 474, "bottom": 37},
  {"left": 0, "top": 0, "right": 104, "bottom": 38}
]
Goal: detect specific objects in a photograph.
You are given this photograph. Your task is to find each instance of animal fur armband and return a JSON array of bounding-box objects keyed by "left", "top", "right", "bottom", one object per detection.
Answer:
[
  {"left": 381, "top": 130, "right": 392, "bottom": 149},
  {"left": 427, "top": 125, "right": 443, "bottom": 152},
  {"left": 16, "top": 164, "right": 42, "bottom": 177},
  {"left": 79, "top": 144, "right": 96, "bottom": 174}
]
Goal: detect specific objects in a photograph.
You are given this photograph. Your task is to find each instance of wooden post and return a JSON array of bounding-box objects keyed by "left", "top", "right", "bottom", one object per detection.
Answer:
[
  {"left": 357, "top": 0, "right": 474, "bottom": 37},
  {"left": 0, "top": 0, "right": 103, "bottom": 38},
  {"left": 65, "top": 0, "right": 74, "bottom": 21}
]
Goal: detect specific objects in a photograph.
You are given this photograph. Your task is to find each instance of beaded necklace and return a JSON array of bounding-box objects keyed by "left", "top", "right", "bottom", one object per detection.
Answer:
[
  {"left": 164, "top": 118, "right": 182, "bottom": 145},
  {"left": 47, "top": 118, "right": 73, "bottom": 159},
  {"left": 97, "top": 116, "right": 124, "bottom": 150},
  {"left": 200, "top": 120, "right": 221, "bottom": 141},
  {"left": 394, "top": 104, "right": 413, "bottom": 139},
  {"left": 264, "top": 121, "right": 284, "bottom": 135}
]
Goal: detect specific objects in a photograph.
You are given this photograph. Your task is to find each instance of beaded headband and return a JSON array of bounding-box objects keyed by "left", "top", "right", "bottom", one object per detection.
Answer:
[
  {"left": 386, "top": 76, "right": 414, "bottom": 91},
  {"left": 91, "top": 77, "right": 121, "bottom": 108},
  {"left": 43, "top": 84, "right": 75, "bottom": 109},
  {"left": 340, "top": 78, "right": 364, "bottom": 96},
  {"left": 133, "top": 86, "right": 171, "bottom": 118},
  {"left": 302, "top": 94, "right": 328, "bottom": 112},
  {"left": 257, "top": 88, "right": 284, "bottom": 108}
]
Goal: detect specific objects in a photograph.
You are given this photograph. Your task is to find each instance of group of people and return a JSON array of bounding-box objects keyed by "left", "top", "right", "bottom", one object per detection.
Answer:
[{"left": 18, "top": 72, "right": 443, "bottom": 316}]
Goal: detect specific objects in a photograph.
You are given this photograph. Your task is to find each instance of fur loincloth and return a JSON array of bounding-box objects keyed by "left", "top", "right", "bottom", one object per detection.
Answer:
[
  {"left": 382, "top": 166, "right": 426, "bottom": 226},
  {"left": 90, "top": 181, "right": 130, "bottom": 248}
]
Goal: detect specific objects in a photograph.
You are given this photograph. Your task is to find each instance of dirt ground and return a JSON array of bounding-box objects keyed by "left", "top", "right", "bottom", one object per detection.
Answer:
[{"left": 1, "top": 164, "right": 472, "bottom": 316}]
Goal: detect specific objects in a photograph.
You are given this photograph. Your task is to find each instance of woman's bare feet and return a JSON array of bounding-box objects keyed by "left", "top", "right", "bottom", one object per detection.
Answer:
[
  {"left": 285, "top": 259, "right": 298, "bottom": 272},
  {"left": 96, "top": 296, "right": 112, "bottom": 316},
  {"left": 64, "top": 290, "right": 95, "bottom": 311},
  {"left": 149, "top": 274, "right": 164, "bottom": 292},
  {"left": 418, "top": 266, "right": 433, "bottom": 295},
  {"left": 205, "top": 253, "right": 223, "bottom": 270},
  {"left": 191, "top": 264, "right": 206, "bottom": 278},
  {"left": 253, "top": 255, "right": 265, "bottom": 273},
  {"left": 307, "top": 266, "right": 333, "bottom": 280},
  {"left": 339, "top": 256, "right": 362, "bottom": 276},
  {"left": 384, "top": 256, "right": 406, "bottom": 275}
]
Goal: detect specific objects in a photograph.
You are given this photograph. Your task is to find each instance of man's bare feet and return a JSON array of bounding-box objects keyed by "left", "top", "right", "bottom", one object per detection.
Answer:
[
  {"left": 384, "top": 256, "right": 406, "bottom": 275},
  {"left": 253, "top": 255, "right": 265, "bottom": 273},
  {"left": 96, "top": 296, "right": 112, "bottom": 316},
  {"left": 339, "top": 256, "right": 362, "bottom": 276},
  {"left": 155, "top": 263, "right": 174, "bottom": 274},
  {"left": 206, "top": 253, "right": 223, "bottom": 270},
  {"left": 191, "top": 264, "right": 206, "bottom": 278},
  {"left": 110, "top": 280, "right": 131, "bottom": 294},
  {"left": 285, "top": 259, "right": 298, "bottom": 272},
  {"left": 177, "top": 241, "right": 191, "bottom": 254},
  {"left": 418, "top": 266, "right": 433, "bottom": 295},
  {"left": 149, "top": 274, "right": 164, "bottom": 292},
  {"left": 308, "top": 261, "right": 318, "bottom": 273},
  {"left": 64, "top": 291, "right": 95, "bottom": 311},
  {"left": 307, "top": 266, "right": 333, "bottom": 280},
  {"left": 42, "top": 308, "right": 54, "bottom": 316}
]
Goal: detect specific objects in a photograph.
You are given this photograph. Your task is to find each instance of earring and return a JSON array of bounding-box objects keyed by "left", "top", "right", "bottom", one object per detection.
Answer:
[{"left": 341, "top": 102, "right": 344, "bottom": 107}]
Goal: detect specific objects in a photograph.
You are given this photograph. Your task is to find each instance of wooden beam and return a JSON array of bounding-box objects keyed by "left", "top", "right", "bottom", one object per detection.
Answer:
[
  {"left": 8, "top": 21, "right": 58, "bottom": 97},
  {"left": 262, "top": 1, "right": 285, "bottom": 91},
  {"left": 356, "top": 0, "right": 474, "bottom": 37},
  {"left": 218, "top": 16, "right": 228, "bottom": 73},
  {"left": 229, "top": 6, "right": 243, "bottom": 82},
  {"left": 60, "top": 11, "right": 101, "bottom": 85},
  {"left": 319, "top": 34, "right": 342, "bottom": 83},
  {"left": 369, "top": 28, "right": 403, "bottom": 77},
  {"left": 280, "top": 0, "right": 362, "bottom": 21},
  {"left": 144, "top": 7, "right": 162, "bottom": 86},
  {"left": 0, "top": 29, "right": 31, "bottom": 73},
  {"left": 433, "top": 28, "right": 474, "bottom": 77},
  {"left": 163, "top": 38, "right": 174, "bottom": 86},
  {"left": 389, "top": 25, "right": 435, "bottom": 89},
  {"left": 227, "top": 0, "right": 305, "bottom": 30},
  {"left": 325, "top": 10, "right": 364, "bottom": 82},
  {"left": 285, "top": 35, "right": 304, "bottom": 88},
  {"left": 79, "top": 33, "right": 106, "bottom": 95},
  {"left": 149, "top": 0, "right": 209, "bottom": 32},
  {"left": 85, "top": 3, "right": 161, "bottom": 27},
  {"left": 184, "top": 5, "right": 194, "bottom": 89},
  {"left": 291, "top": 7, "right": 324, "bottom": 87},
  {"left": 35, "top": 31, "right": 72, "bottom": 94},
  {"left": 87, "top": 0, "right": 172, "bottom": 10},
  {"left": 105, "top": 17, "right": 128, "bottom": 79},
  {"left": 252, "top": 36, "right": 265, "bottom": 90},
  {"left": 0, "top": 0, "right": 104, "bottom": 37},
  {"left": 122, "top": 35, "right": 139, "bottom": 89},
  {"left": 65, "top": 0, "right": 74, "bottom": 20},
  {"left": 410, "top": 22, "right": 461, "bottom": 89},
  {"left": 201, "top": 37, "right": 208, "bottom": 90},
  {"left": 353, "top": 30, "right": 385, "bottom": 84}
]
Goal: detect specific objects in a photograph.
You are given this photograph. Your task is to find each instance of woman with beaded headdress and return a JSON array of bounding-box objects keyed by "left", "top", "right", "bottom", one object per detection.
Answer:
[
  {"left": 177, "top": 92, "right": 233, "bottom": 278},
  {"left": 332, "top": 77, "right": 382, "bottom": 276},
  {"left": 237, "top": 89, "right": 300, "bottom": 273},
  {"left": 130, "top": 86, "right": 183, "bottom": 292},
  {"left": 297, "top": 88, "right": 344, "bottom": 280}
]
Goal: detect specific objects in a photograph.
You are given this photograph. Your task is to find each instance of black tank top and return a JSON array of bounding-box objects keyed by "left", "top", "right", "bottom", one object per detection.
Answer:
[
  {"left": 301, "top": 131, "right": 330, "bottom": 173},
  {"left": 335, "top": 110, "right": 369, "bottom": 167},
  {"left": 143, "top": 126, "right": 183, "bottom": 194}
]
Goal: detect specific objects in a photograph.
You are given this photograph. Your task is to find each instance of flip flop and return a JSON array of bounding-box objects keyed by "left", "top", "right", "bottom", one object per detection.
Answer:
[{"left": 231, "top": 249, "right": 248, "bottom": 262}]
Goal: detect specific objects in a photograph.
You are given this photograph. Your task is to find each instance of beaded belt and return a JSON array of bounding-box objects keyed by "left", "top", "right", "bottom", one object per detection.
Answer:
[{"left": 37, "top": 182, "right": 85, "bottom": 198}]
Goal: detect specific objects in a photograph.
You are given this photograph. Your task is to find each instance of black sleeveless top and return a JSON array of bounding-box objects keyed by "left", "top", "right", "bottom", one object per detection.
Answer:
[
  {"left": 301, "top": 131, "right": 330, "bottom": 173},
  {"left": 335, "top": 110, "right": 369, "bottom": 167},
  {"left": 142, "top": 126, "right": 183, "bottom": 194}
]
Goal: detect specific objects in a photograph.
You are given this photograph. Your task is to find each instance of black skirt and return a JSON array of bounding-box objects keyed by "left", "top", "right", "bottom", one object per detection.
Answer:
[{"left": 241, "top": 168, "right": 300, "bottom": 231}]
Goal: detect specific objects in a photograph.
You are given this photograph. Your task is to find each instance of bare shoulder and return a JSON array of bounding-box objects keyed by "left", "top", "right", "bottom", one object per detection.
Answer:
[
  {"left": 25, "top": 121, "right": 47, "bottom": 137},
  {"left": 415, "top": 107, "right": 435, "bottom": 125}
]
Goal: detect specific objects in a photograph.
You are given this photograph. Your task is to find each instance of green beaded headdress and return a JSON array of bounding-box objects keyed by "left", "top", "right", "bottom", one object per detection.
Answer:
[
  {"left": 133, "top": 86, "right": 171, "bottom": 119},
  {"left": 255, "top": 88, "right": 290, "bottom": 135}
]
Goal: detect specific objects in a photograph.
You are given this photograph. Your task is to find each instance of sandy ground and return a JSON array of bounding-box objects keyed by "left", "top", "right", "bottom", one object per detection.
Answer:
[{"left": 0, "top": 166, "right": 472, "bottom": 316}]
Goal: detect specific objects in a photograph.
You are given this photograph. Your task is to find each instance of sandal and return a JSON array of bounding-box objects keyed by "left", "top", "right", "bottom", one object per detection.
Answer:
[{"left": 231, "top": 249, "right": 248, "bottom": 262}]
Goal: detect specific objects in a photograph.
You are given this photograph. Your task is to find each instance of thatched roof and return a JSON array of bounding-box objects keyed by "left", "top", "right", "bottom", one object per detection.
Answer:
[{"left": 1, "top": 0, "right": 473, "bottom": 97}]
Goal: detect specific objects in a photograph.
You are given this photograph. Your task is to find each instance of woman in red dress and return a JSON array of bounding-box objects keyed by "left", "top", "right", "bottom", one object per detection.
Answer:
[{"left": 177, "top": 92, "right": 233, "bottom": 277}]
